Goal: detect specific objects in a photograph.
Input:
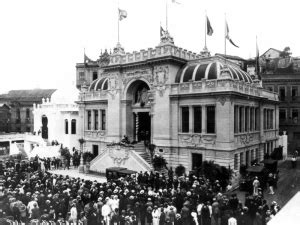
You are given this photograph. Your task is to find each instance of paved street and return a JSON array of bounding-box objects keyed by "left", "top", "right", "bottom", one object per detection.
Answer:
[{"left": 233, "top": 159, "right": 300, "bottom": 207}]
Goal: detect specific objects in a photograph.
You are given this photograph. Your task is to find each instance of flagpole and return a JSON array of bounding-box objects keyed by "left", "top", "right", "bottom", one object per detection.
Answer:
[
  {"left": 166, "top": 0, "right": 168, "bottom": 31},
  {"left": 204, "top": 11, "right": 207, "bottom": 50},
  {"left": 224, "top": 13, "right": 227, "bottom": 65},
  {"left": 117, "top": 9, "right": 120, "bottom": 43}
]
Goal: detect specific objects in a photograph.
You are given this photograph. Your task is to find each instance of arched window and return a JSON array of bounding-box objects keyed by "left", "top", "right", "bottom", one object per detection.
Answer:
[
  {"left": 65, "top": 119, "right": 68, "bottom": 134},
  {"left": 71, "top": 119, "right": 76, "bottom": 134}
]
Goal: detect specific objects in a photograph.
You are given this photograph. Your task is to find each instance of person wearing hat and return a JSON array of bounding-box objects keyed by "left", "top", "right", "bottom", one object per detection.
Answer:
[
  {"left": 102, "top": 197, "right": 111, "bottom": 225},
  {"left": 253, "top": 177, "right": 260, "bottom": 196},
  {"left": 152, "top": 205, "right": 161, "bottom": 225}
]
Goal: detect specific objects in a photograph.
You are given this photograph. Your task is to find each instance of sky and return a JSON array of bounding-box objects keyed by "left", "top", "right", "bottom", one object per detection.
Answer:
[{"left": 0, "top": 0, "right": 299, "bottom": 94}]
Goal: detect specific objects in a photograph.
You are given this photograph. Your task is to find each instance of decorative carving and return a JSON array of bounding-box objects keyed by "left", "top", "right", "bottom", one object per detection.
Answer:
[
  {"left": 217, "top": 96, "right": 227, "bottom": 106},
  {"left": 206, "top": 80, "right": 216, "bottom": 88},
  {"left": 85, "top": 130, "right": 106, "bottom": 139},
  {"left": 122, "top": 69, "right": 152, "bottom": 87},
  {"left": 108, "top": 145, "right": 130, "bottom": 166},
  {"left": 98, "top": 49, "right": 110, "bottom": 67},
  {"left": 180, "top": 134, "right": 216, "bottom": 147},
  {"left": 160, "top": 29, "right": 174, "bottom": 45},
  {"left": 109, "top": 77, "right": 118, "bottom": 90},
  {"left": 192, "top": 82, "right": 202, "bottom": 89},
  {"left": 156, "top": 85, "right": 167, "bottom": 97},
  {"left": 180, "top": 83, "right": 189, "bottom": 90},
  {"left": 240, "top": 133, "right": 253, "bottom": 145},
  {"left": 153, "top": 66, "right": 168, "bottom": 86}
]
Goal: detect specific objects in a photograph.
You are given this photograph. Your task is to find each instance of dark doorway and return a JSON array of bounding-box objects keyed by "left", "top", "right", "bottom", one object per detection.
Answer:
[
  {"left": 93, "top": 145, "right": 99, "bottom": 156},
  {"left": 192, "top": 153, "right": 202, "bottom": 170},
  {"left": 137, "top": 112, "right": 151, "bottom": 142},
  {"left": 41, "top": 115, "right": 48, "bottom": 139}
]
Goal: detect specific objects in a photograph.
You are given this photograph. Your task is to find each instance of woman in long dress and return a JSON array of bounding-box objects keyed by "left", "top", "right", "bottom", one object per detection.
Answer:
[{"left": 152, "top": 205, "right": 161, "bottom": 225}]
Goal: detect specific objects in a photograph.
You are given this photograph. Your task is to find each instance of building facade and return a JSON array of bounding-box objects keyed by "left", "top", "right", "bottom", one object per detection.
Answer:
[
  {"left": 0, "top": 104, "right": 10, "bottom": 133},
  {"left": 261, "top": 54, "right": 300, "bottom": 154},
  {"left": 76, "top": 37, "right": 279, "bottom": 172},
  {"left": 33, "top": 86, "right": 81, "bottom": 150},
  {"left": 0, "top": 89, "right": 56, "bottom": 133}
]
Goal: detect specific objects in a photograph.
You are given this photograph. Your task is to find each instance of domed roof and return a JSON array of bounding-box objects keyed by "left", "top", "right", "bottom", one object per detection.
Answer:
[
  {"left": 88, "top": 77, "right": 108, "bottom": 91},
  {"left": 51, "top": 85, "right": 80, "bottom": 104},
  {"left": 175, "top": 59, "right": 253, "bottom": 83}
]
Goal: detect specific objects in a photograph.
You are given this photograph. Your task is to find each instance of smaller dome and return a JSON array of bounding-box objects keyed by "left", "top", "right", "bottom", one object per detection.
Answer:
[
  {"left": 88, "top": 77, "right": 108, "bottom": 91},
  {"left": 175, "top": 57, "right": 253, "bottom": 84},
  {"left": 51, "top": 85, "right": 80, "bottom": 104}
]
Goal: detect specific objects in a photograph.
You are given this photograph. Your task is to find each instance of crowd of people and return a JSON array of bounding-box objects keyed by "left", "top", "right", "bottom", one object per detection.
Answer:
[{"left": 0, "top": 156, "right": 281, "bottom": 225}]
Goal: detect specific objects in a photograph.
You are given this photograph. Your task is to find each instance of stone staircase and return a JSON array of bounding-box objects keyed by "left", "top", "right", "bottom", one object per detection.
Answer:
[{"left": 133, "top": 142, "right": 152, "bottom": 165}]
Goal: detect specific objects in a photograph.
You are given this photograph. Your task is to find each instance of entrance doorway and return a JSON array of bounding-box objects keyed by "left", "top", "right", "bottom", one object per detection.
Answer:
[
  {"left": 137, "top": 112, "right": 151, "bottom": 142},
  {"left": 41, "top": 115, "right": 48, "bottom": 139},
  {"left": 192, "top": 153, "right": 202, "bottom": 170},
  {"left": 92, "top": 145, "right": 99, "bottom": 156}
]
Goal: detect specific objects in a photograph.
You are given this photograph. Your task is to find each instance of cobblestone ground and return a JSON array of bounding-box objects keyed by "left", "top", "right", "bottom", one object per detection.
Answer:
[
  {"left": 49, "top": 168, "right": 107, "bottom": 183},
  {"left": 233, "top": 159, "right": 300, "bottom": 207}
]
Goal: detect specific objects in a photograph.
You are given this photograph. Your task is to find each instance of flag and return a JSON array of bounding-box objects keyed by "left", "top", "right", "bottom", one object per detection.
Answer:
[
  {"left": 119, "top": 8, "right": 127, "bottom": 21},
  {"left": 206, "top": 16, "right": 213, "bottom": 36},
  {"left": 160, "top": 26, "right": 166, "bottom": 38},
  {"left": 225, "top": 20, "right": 239, "bottom": 48}
]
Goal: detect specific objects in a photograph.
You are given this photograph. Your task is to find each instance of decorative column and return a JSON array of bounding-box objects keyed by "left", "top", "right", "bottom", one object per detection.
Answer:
[{"left": 135, "top": 113, "right": 139, "bottom": 142}]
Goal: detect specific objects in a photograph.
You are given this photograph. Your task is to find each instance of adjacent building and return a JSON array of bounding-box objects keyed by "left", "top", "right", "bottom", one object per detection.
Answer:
[
  {"left": 33, "top": 86, "right": 81, "bottom": 150},
  {"left": 0, "top": 89, "right": 56, "bottom": 133},
  {"left": 75, "top": 33, "right": 279, "bottom": 172},
  {"left": 260, "top": 50, "right": 300, "bottom": 154}
]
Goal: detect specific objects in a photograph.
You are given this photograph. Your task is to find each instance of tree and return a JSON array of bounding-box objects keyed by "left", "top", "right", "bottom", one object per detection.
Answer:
[{"left": 279, "top": 47, "right": 292, "bottom": 58}]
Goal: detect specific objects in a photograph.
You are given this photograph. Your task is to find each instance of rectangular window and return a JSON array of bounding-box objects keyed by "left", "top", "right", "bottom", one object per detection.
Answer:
[
  {"left": 263, "top": 109, "right": 267, "bottom": 130},
  {"left": 245, "top": 107, "right": 249, "bottom": 132},
  {"left": 94, "top": 110, "right": 99, "bottom": 130},
  {"left": 270, "top": 109, "right": 274, "bottom": 129},
  {"left": 101, "top": 109, "right": 106, "bottom": 130},
  {"left": 234, "top": 106, "right": 239, "bottom": 133},
  {"left": 292, "top": 109, "right": 298, "bottom": 119},
  {"left": 279, "top": 109, "right": 286, "bottom": 121},
  {"left": 93, "top": 71, "right": 98, "bottom": 81},
  {"left": 255, "top": 148, "right": 259, "bottom": 161},
  {"left": 193, "top": 106, "right": 202, "bottom": 133},
  {"left": 250, "top": 108, "right": 254, "bottom": 131},
  {"left": 292, "top": 86, "right": 298, "bottom": 100},
  {"left": 240, "top": 152, "right": 244, "bottom": 166},
  {"left": 255, "top": 108, "right": 259, "bottom": 130},
  {"left": 239, "top": 107, "right": 244, "bottom": 132},
  {"left": 206, "top": 105, "right": 215, "bottom": 133},
  {"left": 279, "top": 87, "right": 285, "bottom": 101},
  {"left": 79, "top": 71, "right": 85, "bottom": 80},
  {"left": 181, "top": 107, "right": 189, "bottom": 133},
  {"left": 26, "top": 108, "right": 30, "bottom": 118},
  {"left": 234, "top": 154, "right": 238, "bottom": 170},
  {"left": 87, "top": 110, "right": 91, "bottom": 130},
  {"left": 292, "top": 109, "right": 298, "bottom": 123}
]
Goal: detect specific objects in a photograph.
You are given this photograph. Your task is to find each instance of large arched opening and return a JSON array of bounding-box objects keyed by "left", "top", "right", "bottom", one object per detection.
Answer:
[{"left": 125, "top": 79, "right": 151, "bottom": 143}]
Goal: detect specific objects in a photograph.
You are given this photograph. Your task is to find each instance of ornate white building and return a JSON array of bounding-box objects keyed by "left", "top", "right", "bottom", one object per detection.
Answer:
[
  {"left": 33, "top": 85, "right": 81, "bottom": 150},
  {"left": 76, "top": 35, "right": 279, "bottom": 172}
]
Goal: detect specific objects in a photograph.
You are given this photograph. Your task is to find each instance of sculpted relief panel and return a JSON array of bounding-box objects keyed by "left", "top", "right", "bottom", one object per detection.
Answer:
[
  {"left": 122, "top": 68, "right": 153, "bottom": 87},
  {"left": 179, "top": 134, "right": 216, "bottom": 148}
]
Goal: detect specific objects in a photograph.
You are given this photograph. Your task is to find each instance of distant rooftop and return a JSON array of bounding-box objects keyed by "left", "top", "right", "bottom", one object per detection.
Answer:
[{"left": 0, "top": 89, "right": 56, "bottom": 102}]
